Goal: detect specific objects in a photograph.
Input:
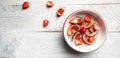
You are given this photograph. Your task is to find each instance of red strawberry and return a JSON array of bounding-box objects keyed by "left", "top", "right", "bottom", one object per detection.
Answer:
[
  {"left": 84, "top": 15, "right": 91, "bottom": 23},
  {"left": 22, "top": 1, "right": 30, "bottom": 9},
  {"left": 46, "top": 1, "right": 54, "bottom": 7},
  {"left": 88, "top": 36, "right": 95, "bottom": 43},
  {"left": 80, "top": 27, "right": 86, "bottom": 34},
  {"left": 43, "top": 19, "right": 49, "bottom": 28}
]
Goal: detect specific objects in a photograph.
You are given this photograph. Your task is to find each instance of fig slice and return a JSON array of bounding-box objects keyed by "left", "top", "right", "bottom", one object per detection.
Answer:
[
  {"left": 82, "top": 34, "right": 95, "bottom": 45},
  {"left": 75, "top": 39, "right": 83, "bottom": 46},
  {"left": 69, "top": 17, "right": 84, "bottom": 26},
  {"left": 86, "top": 27, "right": 98, "bottom": 36},
  {"left": 84, "top": 19, "right": 93, "bottom": 28},
  {"left": 72, "top": 32, "right": 83, "bottom": 46},
  {"left": 67, "top": 27, "right": 73, "bottom": 36},
  {"left": 67, "top": 25, "right": 80, "bottom": 36},
  {"left": 93, "top": 22, "right": 100, "bottom": 31},
  {"left": 84, "top": 15, "right": 94, "bottom": 28},
  {"left": 57, "top": 7, "right": 65, "bottom": 16}
]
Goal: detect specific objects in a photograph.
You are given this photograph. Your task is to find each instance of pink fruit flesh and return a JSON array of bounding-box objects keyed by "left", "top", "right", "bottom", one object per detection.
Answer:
[
  {"left": 72, "top": 32, "right": 83, "bottom": 46},
  {"left": 69, "top": 17, "right": 84, "bottom": 26},
  {"left": 82, "top": 34, "right": 95, "bottom": 45},
  {"left": 93, "top": 23, "right": 100, "bottom": 31},
  {"left": 67, "top": 25, "right": 80, "bottom": 36},
  {"left": 86, "top": 29, "right": 98, "bottom": 36}
]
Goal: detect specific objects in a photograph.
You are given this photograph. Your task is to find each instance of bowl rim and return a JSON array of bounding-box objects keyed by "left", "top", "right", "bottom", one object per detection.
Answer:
[{"left": 63, "top": 9, "right": 107, "bottom": 53}]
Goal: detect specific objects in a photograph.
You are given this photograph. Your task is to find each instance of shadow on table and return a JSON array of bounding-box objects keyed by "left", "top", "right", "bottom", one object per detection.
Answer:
[{"left": 60, "top": 34, "right": 97, "bottom": 57}]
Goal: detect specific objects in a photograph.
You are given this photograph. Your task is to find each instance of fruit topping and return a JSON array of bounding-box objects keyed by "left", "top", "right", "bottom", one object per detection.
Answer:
[
  {"left": 80, "top": 27, "right": 86, "bottom": 34},
  {"left": 22, "top": 1, "right": 30, "bottom": 9},
  {"left": 67, "top": 15, "right": 100, "bottom": 46},
  {"left": 46, "top": 1, "right": 54, "bottom": 7},
  {"left": 72, "top": 32, "right": 83, "bottom": 46},
  {"left": 93, "top": 23, "right": 100, "bottom": 31},
  {"left": 69, "top": 17, "right": 84, "bottom": 26},
  {"left": 43, "top": 19, "right": 49, "bottom": 28},
  {"left": 86, "top": 28, "right": 98, "bottom": 36},
  {"left": 67, "top": 25, "right": 80, "bottom": 36},
  {"left": 57, "top": 7, "right": 65, "bottom": 16},
  {"left": 83, "top": 34, "right": 95, "bottom": 45},
  {"left": 84, "top": 15, "right": 91, "bottom": 23}
]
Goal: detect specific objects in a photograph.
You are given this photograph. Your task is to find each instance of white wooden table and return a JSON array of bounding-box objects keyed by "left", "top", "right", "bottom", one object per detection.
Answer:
[{"left": 0, "top": 0, "right": 120, "bottom": 58}]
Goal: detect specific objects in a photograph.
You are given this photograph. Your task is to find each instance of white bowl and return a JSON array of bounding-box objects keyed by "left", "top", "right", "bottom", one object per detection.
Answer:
[{"left": 63, "top": 10, "right": 107, "bottom": 52}]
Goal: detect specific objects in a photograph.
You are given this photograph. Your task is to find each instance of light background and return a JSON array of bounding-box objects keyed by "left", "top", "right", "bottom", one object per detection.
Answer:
[{"left": 0, "top": 0, "right": 120, "bottom": 58}]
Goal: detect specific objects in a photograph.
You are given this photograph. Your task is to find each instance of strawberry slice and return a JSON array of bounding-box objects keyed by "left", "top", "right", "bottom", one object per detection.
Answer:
[
  {"left": 69, "top": 17, "right": 84, "bottom": 26},
  {"left": 46, "top": 1, "right": 54, "bottom": 7},
  {"left": 84, "top": 15, "right": 91, "bottom": 23},
  {"left": 43, "top": 19, "right": 49, "bottom": 28},
  {"left": 22, "top": 1, "right": 30, "bottom": 9},
  {"left": 88, "top": 36, "right": 95, "bottom": 43}
]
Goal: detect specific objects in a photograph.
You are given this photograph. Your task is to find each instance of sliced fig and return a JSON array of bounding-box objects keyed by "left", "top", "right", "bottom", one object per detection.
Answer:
[
  {"left": 67, "top": 25, "right": 80, "bottom": 36},
  {"left": 71, "top": 25, "right": 80, "bottom": 32},
  {"left": 82, "top": 34, "right": 95, "bottom": 45},
  {"left": 93, "top": 22, "right": 100, "bottom": 31},
  {"left": 72, "top": 32, "right": 83, "bottom": 46},
  {"left": 75, "top": 39, "right": 83, "bottom": 46},
  {"left": 69, "top": 17, "right": 84, "bottom": 26},
  {"left": 86, "top": 27, "right": 98, "bottom": 36},
  {"left": 57, "top": 7, "right": 64, "bottom": 16},
  {"left": 89, "top": 26, "right": 95, "bottom": 33},
  {"left": 84, "top": 18, "right": 94, "bottom": 28},
  {"left": 67, "top": 27, "right": 73, "bottom": 36}
]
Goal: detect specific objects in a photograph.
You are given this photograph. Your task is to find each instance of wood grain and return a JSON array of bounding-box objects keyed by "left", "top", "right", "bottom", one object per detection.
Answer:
[
  {"left": 0, "top": 32, "right": 118, "bottom": 58},
  {"left": 0, "top": 5, "right": 120, "bottom": 31},
  {"left": 0, "top": 0, "right": 120, "bottom": 57},
  {"left": 0, "top": 0, "right": 120, "bottom": 5}
]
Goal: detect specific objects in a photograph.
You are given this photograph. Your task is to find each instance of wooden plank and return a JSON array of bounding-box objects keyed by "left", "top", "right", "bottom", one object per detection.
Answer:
[
  {"left": 0, "top": 5, "right": 120, "bottom": 32},
  {"left": 64, "top": 0, "right": 120, "bottom": 5},
  {"left": 0, "top": 32, "right": 119, "bottom": 57},
  {"left": 0, "top": 0, "right": 120, "bottom": 5}
]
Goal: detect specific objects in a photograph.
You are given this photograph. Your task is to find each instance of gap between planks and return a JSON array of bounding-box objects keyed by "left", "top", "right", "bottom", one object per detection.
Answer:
[{"left": 0, "top": 31, "right": 119, "bottom": 33}]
